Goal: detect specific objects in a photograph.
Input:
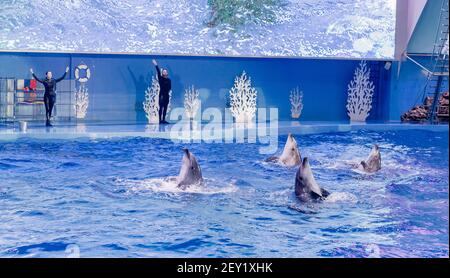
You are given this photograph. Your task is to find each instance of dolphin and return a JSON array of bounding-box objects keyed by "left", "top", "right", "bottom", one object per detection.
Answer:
[
  {"left": 266, "top": 133, "right": 301, "bottom": 167},
  {"left": 177, "top": 149, "right": 203, "bottom": 190},
  {"left": 295, "top": 157, "right": 330, "bottom": 202},
  {"left": 359, "top": 145, "right": 381, "bottom": 173}
]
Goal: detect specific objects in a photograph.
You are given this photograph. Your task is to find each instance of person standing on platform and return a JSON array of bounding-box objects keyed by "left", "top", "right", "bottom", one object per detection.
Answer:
[
  {"left": 152, "top": 59, "right": 172, "bottom": 124},
  {"left": 30, "top": 67, "right": 69, "bottom": 127}
]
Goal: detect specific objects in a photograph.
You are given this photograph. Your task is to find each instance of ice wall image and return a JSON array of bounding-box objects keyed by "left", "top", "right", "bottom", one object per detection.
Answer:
[{"left": 0, "top": 0, "right": 396, "bottom": 59}]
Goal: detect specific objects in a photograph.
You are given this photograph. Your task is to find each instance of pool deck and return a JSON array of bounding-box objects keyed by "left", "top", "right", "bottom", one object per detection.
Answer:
[{"left": 0, "top": 121, "right": 448, "bottom": 141}]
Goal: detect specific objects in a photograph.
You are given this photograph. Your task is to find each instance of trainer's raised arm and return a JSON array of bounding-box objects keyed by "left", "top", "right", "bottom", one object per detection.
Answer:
[
  {"left": 30, "top": 68, "right": 43, "bottom": 83},
  {"left": 55, "top": 66, "right": 69, "bottom": 83},
  {"left": 153, "top": 59, "right": 161, "bottom": 79}
]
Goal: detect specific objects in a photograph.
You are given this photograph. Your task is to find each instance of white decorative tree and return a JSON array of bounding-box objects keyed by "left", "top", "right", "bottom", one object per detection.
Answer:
[
  {"left": 346, "top": 61, "right": 375, "bottom": 122},
  {"left": 289, "top": 87, "right": 303, "bottom": 119},
  {"left": 75, "top": 86, "right": 89, "bottom": 119},
  {"left": 184, "top": 85, "right": 200, "bottom": 120},
  {"left": 143, "top": 75, "right": 160, "bottom": 124},
  {"left": 143, "top": 75, "right": 172, "bottom": 124},
  {"left": 229, "top": 71, "right": 257, "bottom": 123}
]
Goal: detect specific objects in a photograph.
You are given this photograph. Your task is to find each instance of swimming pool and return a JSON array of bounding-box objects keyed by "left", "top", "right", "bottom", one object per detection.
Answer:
[{"left": 0, "top": 129, "right": 448, "bottom": 258}]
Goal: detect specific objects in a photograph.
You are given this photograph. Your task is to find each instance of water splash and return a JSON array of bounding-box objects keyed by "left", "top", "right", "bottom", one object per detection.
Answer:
[{"left": 114, "top": 177, "right": 238, "bottom": 195}]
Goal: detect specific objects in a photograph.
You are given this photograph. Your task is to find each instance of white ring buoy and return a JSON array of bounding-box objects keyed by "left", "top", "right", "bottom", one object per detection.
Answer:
[{"left": 75, "top": 64, "right": 91, "bottom": 83}]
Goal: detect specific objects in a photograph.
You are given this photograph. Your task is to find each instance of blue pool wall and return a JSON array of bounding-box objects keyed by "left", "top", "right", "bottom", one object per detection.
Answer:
[
  {"left": 0, "top": 52, "right": 434, "bottom": 123},
  {"left": 387, "top": 56, "right": 448, "bottom": 121}
]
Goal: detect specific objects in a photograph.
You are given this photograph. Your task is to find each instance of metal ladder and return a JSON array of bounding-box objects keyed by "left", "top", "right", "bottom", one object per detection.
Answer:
[{"left": 425, "top": 0, "right": 449, "bottom": 123}]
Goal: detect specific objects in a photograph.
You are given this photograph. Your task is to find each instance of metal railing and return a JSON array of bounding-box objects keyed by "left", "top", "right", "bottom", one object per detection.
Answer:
[
  {"left": 0, "top": 77, "right": 76, "bottom": 123},
  {"left": 404, "top": 0, "right": 449, "bottom": 124}
]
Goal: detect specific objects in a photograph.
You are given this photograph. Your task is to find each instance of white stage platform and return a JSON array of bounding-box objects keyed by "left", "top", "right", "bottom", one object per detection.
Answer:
[{"left": 0, "top": 121, "right": 448, "bottom": 141}]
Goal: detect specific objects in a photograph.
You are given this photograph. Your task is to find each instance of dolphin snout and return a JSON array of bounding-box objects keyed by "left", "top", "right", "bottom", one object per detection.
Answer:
[
  {"left": 302, "top": 157, "right": 309, "bottom": 166},
  {"left": 182, "top": 148, "right": 190, "bottom": 157}
]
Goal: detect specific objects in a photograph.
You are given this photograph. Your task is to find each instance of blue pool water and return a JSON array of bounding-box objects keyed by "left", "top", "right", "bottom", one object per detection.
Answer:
[{"left": 0, "top": 129, "right": 448, "bottom": 258}]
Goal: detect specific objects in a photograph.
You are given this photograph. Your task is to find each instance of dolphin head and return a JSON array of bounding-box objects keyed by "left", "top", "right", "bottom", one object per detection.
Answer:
[
  {"left": 295, "top": 157, "right": 309, "bottom": 198},
  {"left": 299, "top": 157, "right": 312, "bottom": 180},
  {"left": 177, "top": 148, "right": 203, "bottom": 189},
  {"left": 370, "top": 144, "right": 380, "bottom": 156},
  {"left": 363, "top": 144, "right": 380, "bottom": 161},
  {"left": 361, "top": 144, "right": 381, "bottom": 173},
  {"left": 280, "top": 133, "right": 301, "bottom": 167}
]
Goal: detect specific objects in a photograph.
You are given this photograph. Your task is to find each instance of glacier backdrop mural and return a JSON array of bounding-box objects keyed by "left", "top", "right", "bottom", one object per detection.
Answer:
[{"left": 0, "top": 0, "right": 396, "bottom": 59}]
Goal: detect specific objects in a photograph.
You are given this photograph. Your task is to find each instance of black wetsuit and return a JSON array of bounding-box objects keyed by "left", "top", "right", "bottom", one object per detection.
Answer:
[
  {"left": 155, "top": 65, "right": 171, "bottom": 123},
  {"left": 33, "top": 72, "right": 67, "bottom": 124}
]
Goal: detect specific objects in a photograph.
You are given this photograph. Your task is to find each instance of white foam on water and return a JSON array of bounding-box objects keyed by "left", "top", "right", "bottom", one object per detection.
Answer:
[
  {"left": 267, "top": 188, "right": 293, "bottom": 205},
  {"left": 115, "top": 177, "right": 238, "bottom": 195},
  {"left": 325, "top": 192, "right": 358, "bottom": 203},
  {"left": 350, "top": 167, "right": 374, "bottom": 175},
  {"left": 322, "top": 159, "right": 360, "bottom": 170}
]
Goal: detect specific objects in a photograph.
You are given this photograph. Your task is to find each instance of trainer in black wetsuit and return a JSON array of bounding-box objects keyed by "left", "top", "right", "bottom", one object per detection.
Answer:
[
  {"left": 153, "top": 59, "right": 172, "bottom": 124},
  {"left": 30, "top": 67, "right": 69, "bottom": 126}
]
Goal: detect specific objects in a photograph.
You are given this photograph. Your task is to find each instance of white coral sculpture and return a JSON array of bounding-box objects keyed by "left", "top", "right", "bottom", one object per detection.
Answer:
[
  {"left": 143, "top": 75, "right": 173, "bottom": 124},
  {"left": 143, "top": 75, "right": 160, "bottom": 124},
  {"left": 290, "top": 87, "right": 303, "bottom": 119},
  {"left": 229, "top": 71, "right": 257, "bottom": 123},
  {"left": 184, "top": 85, "right": 201, "bottom": 120},
  {"left": 75, "top": 85, "right": 89, "bottom": 119},
  {"left": 346, "top": 61, "right": 375, "bottom": 122}
]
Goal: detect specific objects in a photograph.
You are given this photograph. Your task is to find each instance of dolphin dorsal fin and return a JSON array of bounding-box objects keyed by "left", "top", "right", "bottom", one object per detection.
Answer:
[
  {"left": 301, "top": 157, "right": 323, "bottom": 197},
  {"left": 308, "top": 178, "right": 323, "bottom": 197},
  {"left": 304, "top": 164, "right": 322, "bottom": 197}
]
